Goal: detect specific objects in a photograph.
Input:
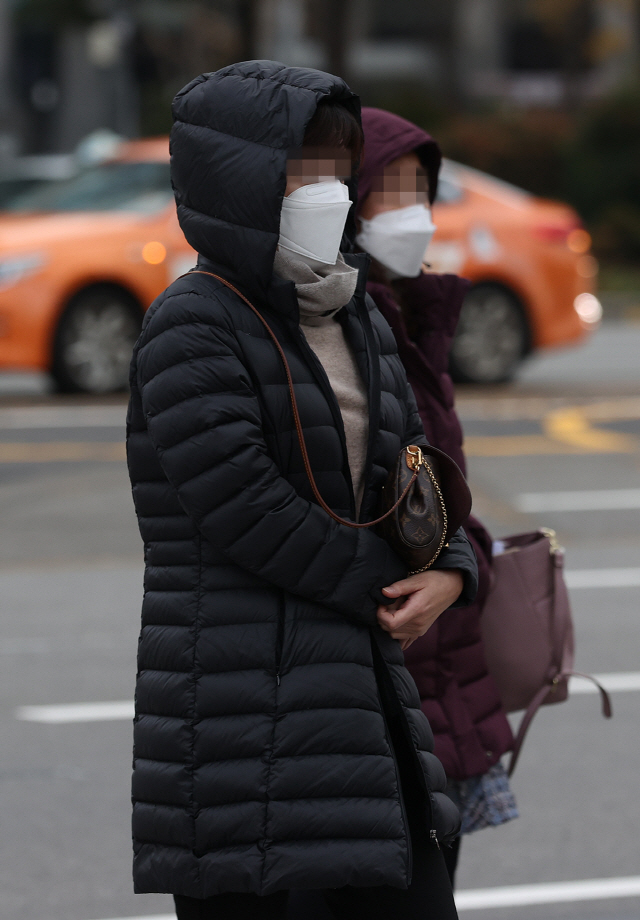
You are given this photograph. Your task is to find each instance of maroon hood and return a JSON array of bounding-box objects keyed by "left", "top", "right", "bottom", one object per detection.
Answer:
[{"left": 357, "top": 107, "right": 442, "bottom": 213}]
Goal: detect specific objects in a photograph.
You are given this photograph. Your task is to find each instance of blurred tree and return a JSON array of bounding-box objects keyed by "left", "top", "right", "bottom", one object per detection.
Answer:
[
  {"left": 362, "top": 81, "right": 449, "bottom": 133},
  {"left": 569, "top": 87, "right": 640, "bottom": 259},
  {"left": 436, "top": 82, "right": 640, "bottom": 263},
  {"left": 440, "top": 107, "right": 572, "bottom": 199}
]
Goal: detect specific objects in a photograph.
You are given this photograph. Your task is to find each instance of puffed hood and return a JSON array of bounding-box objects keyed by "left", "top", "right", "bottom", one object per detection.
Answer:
[{"left": 170, "top": 60, "right": 361, "bottom": 300}]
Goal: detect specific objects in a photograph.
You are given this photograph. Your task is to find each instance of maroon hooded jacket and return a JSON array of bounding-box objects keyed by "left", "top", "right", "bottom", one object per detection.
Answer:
[{"left": 358, "top": 108, "right": 513, "bottom": 780}]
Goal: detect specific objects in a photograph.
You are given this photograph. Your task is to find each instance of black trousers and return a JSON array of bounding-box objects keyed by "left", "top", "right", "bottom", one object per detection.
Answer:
[
  {"left": 174, "top": 841, "right": 456, "bottom": 920},
  {"left": 442, "top": 835, "right": 462, "bottom": 886}
]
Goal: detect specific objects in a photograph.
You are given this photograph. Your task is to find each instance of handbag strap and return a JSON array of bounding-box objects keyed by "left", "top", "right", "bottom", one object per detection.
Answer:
[
  {"left": 507, "top": 671, "right": 612, "bottom": 776},
  {"left": 186, "top": 269, "right": 419, "bottom": 530},
  {"left": 550, "top": 541, "right": 573, "bottom": 676}
]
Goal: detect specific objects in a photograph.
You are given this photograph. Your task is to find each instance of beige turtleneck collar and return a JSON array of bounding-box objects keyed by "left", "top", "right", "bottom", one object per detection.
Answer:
[
  {"left": 273, "top": 250, "right": 369, "bottom": 518},
  {"left": 273, "top": 250, "right": 359, "bottom": 324}
]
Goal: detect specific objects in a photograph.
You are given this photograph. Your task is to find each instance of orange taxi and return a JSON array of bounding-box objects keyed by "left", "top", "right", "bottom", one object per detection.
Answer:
[
  {"left": 431, "top": 160, "right": 601, "bottom": 382},
  {"left": 0, "top": 138, "right": 600, "bottom": 392},
  {"left": 0, "top": 138, "right": 193, "bottom": 394}
]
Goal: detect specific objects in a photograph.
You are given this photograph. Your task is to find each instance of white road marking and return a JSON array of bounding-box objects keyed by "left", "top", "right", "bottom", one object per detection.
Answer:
[
  {"left": 95, "top": 916, "right": 172, "bottom": 920},
  {"left": 455, "top": 875, "right": 640, "bottom": 910},
  {"left": 16, "top": 701, "right": 134, "bottom": 723},
  {"left": 516, "top": 488, "right": 640, "bottom": 512},
  {"left": 15, "top": 670, "right": 640, "bottom": 725},
  {"left": 4, "top": 639, "right": 620, "bottom": 726},
  {"left": 566, "top": 566, "right": 640, "bottom": 588},
  {"left": 570, "top": 672, "right": 640, "bottom": 694},
  {"left": 0, "top": 405, "right": 125, "bottom": 429},
  {"left": 87, "top": 876, "right": 640, "bottom": 918}
]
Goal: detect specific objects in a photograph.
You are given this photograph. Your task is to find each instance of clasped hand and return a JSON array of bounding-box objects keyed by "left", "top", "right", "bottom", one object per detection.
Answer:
[{"left": 377, "top": 569, "right": 464, "bottom": 650}]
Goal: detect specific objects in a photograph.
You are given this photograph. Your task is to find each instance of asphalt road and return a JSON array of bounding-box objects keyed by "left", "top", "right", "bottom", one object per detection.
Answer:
[{"left": 1, "top": 320, "right": 639, "bottom": 920}]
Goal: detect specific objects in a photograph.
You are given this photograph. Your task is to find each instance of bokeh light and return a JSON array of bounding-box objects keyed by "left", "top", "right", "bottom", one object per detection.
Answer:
[
  {"left": 567, "top": 228, "right": 592, "bottom": 254},
  {"left": 142, "top": 241, "right": 167, "bottom": 265},
  {"left": 573, "top": 292, "right": 602, "bottom": 326}
]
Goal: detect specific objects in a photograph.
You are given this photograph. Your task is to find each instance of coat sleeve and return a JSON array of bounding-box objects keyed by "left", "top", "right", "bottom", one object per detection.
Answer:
[
  {"left": 401, "top": 380, "right": 478, "bottom": 607},
  {"left": 134, "top": 302, "right": 406, "bottom": 627}
]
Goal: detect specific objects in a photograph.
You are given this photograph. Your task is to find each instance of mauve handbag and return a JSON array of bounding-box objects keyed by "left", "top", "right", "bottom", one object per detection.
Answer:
[{"left": 481, "top": 528, "right": 612, "bottom": 775}]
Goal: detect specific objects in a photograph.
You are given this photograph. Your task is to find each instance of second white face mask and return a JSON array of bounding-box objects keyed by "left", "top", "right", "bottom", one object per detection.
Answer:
[
  {"left": 356, "top": 204, "right": 436, "bottom": 278},
  {"left": 278, "top": 180, "right": 352, "bottom": 269}
]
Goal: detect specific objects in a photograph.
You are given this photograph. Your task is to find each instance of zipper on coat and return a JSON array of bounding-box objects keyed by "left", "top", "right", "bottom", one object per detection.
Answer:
[
  {"left": 407, "top": 737, "right": 439, "bottom": 848},
  {"left": 388, "top": 712, "right": 414, "bottom": 880},
  {"left": 275, "top": 590, "right": 285, "bottom": 687},
  {"left": 372, "top": 632, "right": 441, "bottom": 848},
  {"left": 370, "top": 634, "right": 413, "bottom": 885},
  {"left": 371, "top": 631, "right": 443, "bottom": 854},
  {"left": 414, "top": 754, "right": 439, "bottom": 847},
  {"left": 378, "top": 690, "right": 413, "bottom": 884}
]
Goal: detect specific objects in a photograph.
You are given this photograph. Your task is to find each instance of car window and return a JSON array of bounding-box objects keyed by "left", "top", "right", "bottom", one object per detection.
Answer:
[
  {"left": 0, "top": 178, "right": 49, "bottom": 208},
  {"left": 434, "top": 175, "right": 464, "bottom": 204},
  {"left": 4, "top": 162, "right": 172, "bottom": 214},
  {"left": 442, "top": 158, "right": 533, "bottom": 204}
]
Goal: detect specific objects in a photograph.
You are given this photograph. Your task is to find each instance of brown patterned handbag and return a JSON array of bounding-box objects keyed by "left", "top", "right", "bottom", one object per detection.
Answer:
[
  {"left": 188, "top": 269, "right": 472, "bottom": 573},
  {"left": 376, "top": 443, "right": 471, "bottom": 573}
]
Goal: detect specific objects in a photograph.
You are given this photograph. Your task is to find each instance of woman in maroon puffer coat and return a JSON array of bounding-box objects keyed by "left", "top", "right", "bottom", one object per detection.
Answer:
[{"left": 357, "top": 108, "right": 517, "bottom": 882}]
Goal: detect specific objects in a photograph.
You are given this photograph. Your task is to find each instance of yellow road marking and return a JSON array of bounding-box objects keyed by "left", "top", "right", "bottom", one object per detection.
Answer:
[
  {"left": 466, "top": 397, "right": 640, "bottom": 457},
  {"left": 543, "top": 407, "right": 638, "bottom": 453},
  {"left": 2, "top": 396, "right": 640, "bottom": 462},
  {"left": 0, "top": 442, "right": 126, "bottom": 463}
]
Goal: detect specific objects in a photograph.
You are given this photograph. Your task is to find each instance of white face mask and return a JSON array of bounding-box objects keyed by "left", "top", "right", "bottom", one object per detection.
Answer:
[
  {"left": 356, "top": 204, "right": 437, "bottom": 278},
  {"left": 278, "top": 180, "right": 352, "bottom": 269}
]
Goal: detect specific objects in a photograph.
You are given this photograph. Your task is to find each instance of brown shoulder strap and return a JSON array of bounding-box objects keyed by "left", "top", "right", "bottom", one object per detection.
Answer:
[{"left": 186, "top": 270, "right": 417, "bottom": 529}]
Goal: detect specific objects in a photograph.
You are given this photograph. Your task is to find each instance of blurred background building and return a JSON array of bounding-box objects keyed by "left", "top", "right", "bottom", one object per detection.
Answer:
[{"left": 0, "top": 0, "right": 640, "bottom": 271}]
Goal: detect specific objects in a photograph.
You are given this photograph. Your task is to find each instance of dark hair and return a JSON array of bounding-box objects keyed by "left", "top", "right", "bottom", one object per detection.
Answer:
[{"left": 302, "top": 101, "right": 364, "bottom": 164}]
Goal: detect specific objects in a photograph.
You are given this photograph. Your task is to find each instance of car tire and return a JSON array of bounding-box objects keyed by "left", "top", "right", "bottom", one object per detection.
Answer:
[
  {"left": 51, "top": 286, "right": 143, "bottom": 394},
  {"left": 449, "top": 283, "right": 530, "bottom": 384}
]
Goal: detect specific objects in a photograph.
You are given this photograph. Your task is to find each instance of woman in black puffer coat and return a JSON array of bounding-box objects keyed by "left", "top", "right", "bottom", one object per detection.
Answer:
[{"left": 126, "top": 61, "right": 477, "bottom": 920}]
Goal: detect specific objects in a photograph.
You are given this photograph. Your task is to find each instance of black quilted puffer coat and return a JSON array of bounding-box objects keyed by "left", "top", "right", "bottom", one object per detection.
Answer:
[{"left": 126, "top": 61, "right": 478, "bottom": 899}]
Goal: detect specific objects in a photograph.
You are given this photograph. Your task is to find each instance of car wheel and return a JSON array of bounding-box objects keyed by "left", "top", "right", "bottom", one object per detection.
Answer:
[
  {"left": 449, "top": 284, "right": 530, "bottom": 384},
  {"left": 52, "top": 286, "right": 142, "bottom": 394}
]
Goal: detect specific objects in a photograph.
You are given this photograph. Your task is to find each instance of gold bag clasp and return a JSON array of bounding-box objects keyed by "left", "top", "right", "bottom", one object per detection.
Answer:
[{"left": 406, "top": 445, "right": 423, "bottom": 472}]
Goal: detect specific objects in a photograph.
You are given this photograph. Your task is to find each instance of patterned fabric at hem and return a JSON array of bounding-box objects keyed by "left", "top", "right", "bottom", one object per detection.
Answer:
[{"left": 446, "top": 761, "right": 519, "bottom": 835}]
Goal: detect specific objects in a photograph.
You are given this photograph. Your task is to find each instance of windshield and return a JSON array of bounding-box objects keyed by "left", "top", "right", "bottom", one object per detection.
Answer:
[
  {"left": 4, "top": 161, "right": 172, "bottom": 215},
  {"left": 435, "top": 175, "right": 464, "bottom": 205},
  {"left": 0, "top": 177, "right": 49, "bottom": 208}
]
